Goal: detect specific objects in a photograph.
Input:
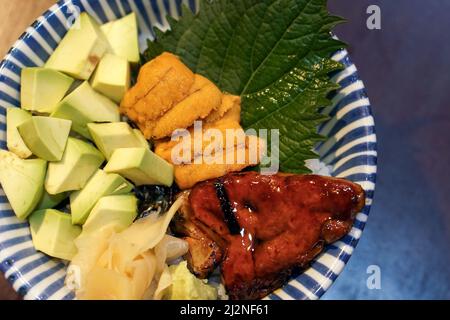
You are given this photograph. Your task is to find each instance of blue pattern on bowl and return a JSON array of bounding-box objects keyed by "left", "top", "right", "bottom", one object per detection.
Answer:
[{"left": 0, "top": 0, "right": 377, "bottom": 300}]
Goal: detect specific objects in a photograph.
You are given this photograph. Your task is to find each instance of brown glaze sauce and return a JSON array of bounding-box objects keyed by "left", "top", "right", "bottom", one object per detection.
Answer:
[{"left": 188, "top": 172, "right": 365, "bottom": 299}]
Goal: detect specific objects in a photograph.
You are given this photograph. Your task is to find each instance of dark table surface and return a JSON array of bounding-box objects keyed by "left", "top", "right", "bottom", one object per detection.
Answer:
[
  {"left": 323, "top": 0, "right": 450, "bottom": 299},
  {"left": 1, "top": 0, "right": 449, "bottom": 300}
]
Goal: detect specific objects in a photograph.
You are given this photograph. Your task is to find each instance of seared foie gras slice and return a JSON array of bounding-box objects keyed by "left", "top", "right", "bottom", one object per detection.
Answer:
[
  {"left": 171, "top": 192, "right": 224, "bottom": 278},
  {"left": 183, "top": 172, "right": 365, "bottom": 300}
]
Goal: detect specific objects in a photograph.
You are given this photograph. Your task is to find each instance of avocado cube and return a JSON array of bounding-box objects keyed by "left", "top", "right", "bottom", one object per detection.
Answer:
[
  {"left": 45, "top": 13, "right": 109, "bottom": 80},
  {"left": 0, "top": 150, "right": 47, "bottom": 220},
  {"left": 6, "top": 108, "right": 32, "bottom": 159},
  {"left": 29, "top": 209, "right": 81, "bottom": 260},
  {"left": 101, "top": 13, "right": 140, "bottom": 64},
  {"left": 133, "top": 128, "right": 148, "bottom": 146},
  {"left": 83, "top": 194, "right": 138, "bottom": 233},
  {"left": 104, "top": 147, "right": 173, "bottom": 187},
  {"left": 45, "top": 137, "right": 105, "bottom": 194},
  {"left": 51, "top": 81, "right": 120, "bottom": 139},
  {"left": 70, "top": 170, "right": 134, "bottom": 225},
  {"left": 87, "top": 122, "right": 148, "bottom": 160},
  {"left": 21, "top": 68, "right": 74, "bottom": 113},
  {"left": 18, "top": 116, "right": 71, "bottom": 161},
  {"left": 91, "top": 53, "right": 130, "bottom": 103},
  {"left": 36, "top": 191, "right": 69, "bottom": 211}
]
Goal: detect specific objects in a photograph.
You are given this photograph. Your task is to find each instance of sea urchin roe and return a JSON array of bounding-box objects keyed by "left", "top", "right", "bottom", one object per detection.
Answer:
[
  {"left": 120, "top": 52, "right": 224, "bottom": 139},
  {"left": 120, "top": 52, "right": 195, "bottom": 138},
  {"left": 154, "top": 104, "right": 266, "bottom": 190},
  {"left": 151, "top": 74, "right": 222, "bottom": 139},
  {"left": 122, "top": 51, "right": 264, "bottom": 189},
  {"left": 205, "top": 94, "right": 241, "bottom": 123}
]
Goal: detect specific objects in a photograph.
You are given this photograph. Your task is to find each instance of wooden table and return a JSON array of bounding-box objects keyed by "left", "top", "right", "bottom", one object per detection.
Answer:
[
  {"left": 0, "top": 0, "right": 55, "bottom": 58},
  {"left": 0, "top": 0, "right": 55, "bottom": 300}
]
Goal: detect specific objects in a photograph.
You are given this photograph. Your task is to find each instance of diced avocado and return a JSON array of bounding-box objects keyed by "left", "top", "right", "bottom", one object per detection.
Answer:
[
  {"left": 18, "top": 116, "right": 71, "bottom": 161},
  {"left": 87, "top": 122, "right": 148, "bottom": 160},
  {"left": 166, "top": 261, "right": 218, "bottom": 300},
  {"left": 21, "top": 68, "right": 74, "bottom": 113},
  {"left": 104, "top": 148, "right": 173, "bottom": 186},
  {"left": 6, "top": 108, "right": 32, "bottom": 159},
  {"left": 51, "top": 81, "right": 120, "bottom": 139},
  {"left": 36, "top": 190, "right": 69, "bottom": 211},
  {"left": 133, "top": 129, "right": 149, "bottom": 147},
  {"left": 45, "top": 137, "right": 105, "bottom": 194},
  {"left": 83, "top": 194, "right": 138, "bottom": 233},
  {"left": 29, "top": 209, "right": 81, "bottom": 260},
  {"left": 70, "top": 170, "right": 134, "bottom": 225},
  {"left": 91, "top": 53, "right": 130, "bottom": 103},
  {"left": 45, "top": 13, "right": 109, "bottom": 80},
  {"left": 101, "top": 13, "right": 140, "bottom": 64},
  {"left": 0, "top": 150, "right": 46, "bottom": 220}
]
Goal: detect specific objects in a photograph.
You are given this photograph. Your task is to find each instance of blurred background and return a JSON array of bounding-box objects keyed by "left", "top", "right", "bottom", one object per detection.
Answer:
[
  {"left": 0, "top": 0, "right": 449, "bottom": 300},
  {"left": 324, "top": 0, "right": 450, "bottom": 299}
]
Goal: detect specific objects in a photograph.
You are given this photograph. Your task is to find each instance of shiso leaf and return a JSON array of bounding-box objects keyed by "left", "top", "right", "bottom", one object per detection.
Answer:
[{"left": 143, "top": 0, "right": 346, "bottom": 173}]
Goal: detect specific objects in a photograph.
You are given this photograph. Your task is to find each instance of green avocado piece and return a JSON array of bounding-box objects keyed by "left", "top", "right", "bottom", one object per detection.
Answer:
[
  {"left": 21, "top": 68, "right": 74, "bottom": 113},
  {"left": 0, "top": 150, "right": 47, "bottom": 220},
  {"left": 6, "top": 108, "right": 32, "bottom": 159},
  {"left": 18, "top": 116, "right": 71, "bottom": 161},
  {"left": 104, "top": 147, "right": 173, "bottom": 187},
  {"left": 35, "top": 191, "right": 69, "bottom": 211},
  {"left": 83, "top": 194, "right": 138, "bottom": 233},
  {"left": 133, "top": 129, "right": 149, "bottom": 147},
  {"left": 91, "top": 53, "right": 130, "bottom": 103},
  {"left": 87, "top": 122, "right": 148, "bottom": 160},
  {"left": 29, "top": 209, "right": 81, "bottom": 260},
  {"left": 51, "top": 81, "right": 120, "bottom": 139},
  {"left": 166, "top": 261, "right": 218, "bottom": 300},
  {"left": 70, "top": 169, "right": 134, "bottom": 225},
  {"left": 101, "top": 13, "right": 140, "bottom": 64},
  {"left": 45, "top": 137, "right": 105, "bottom": 194},
  {"left": 45, "top": 12, "right": 109, "bottom": 80}
]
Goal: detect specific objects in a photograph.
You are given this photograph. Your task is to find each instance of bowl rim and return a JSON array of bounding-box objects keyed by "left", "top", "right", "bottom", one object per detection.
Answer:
[{"left": 0, "top": 0, "right": 378, "bottom": 300}]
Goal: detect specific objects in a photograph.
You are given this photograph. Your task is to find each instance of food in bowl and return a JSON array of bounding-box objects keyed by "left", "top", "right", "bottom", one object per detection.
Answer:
[{"left": 0, "top": 0, "right": 366, "bottom": 300}]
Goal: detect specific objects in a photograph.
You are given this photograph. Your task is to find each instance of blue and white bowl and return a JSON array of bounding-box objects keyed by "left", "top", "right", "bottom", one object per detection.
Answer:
[{"left": 0, "top": 0, "right": 377, "bottom": 300}]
